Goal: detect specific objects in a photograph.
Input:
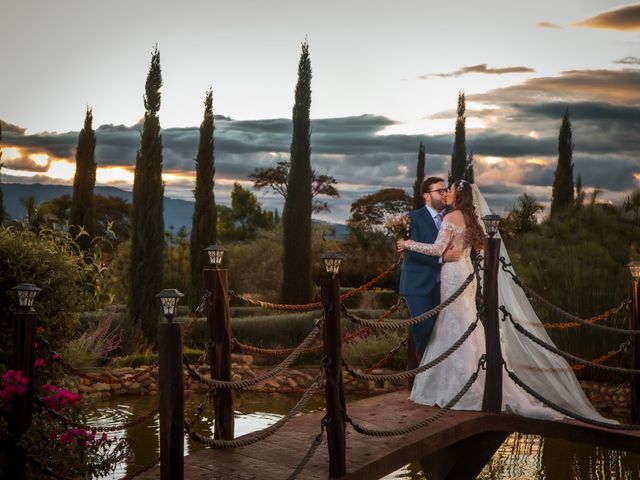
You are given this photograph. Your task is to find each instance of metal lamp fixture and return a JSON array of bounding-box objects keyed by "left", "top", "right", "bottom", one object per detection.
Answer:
[
  {"left": 204, "top": 245, "right": 226, "bottom": 268},
  {"left": 321, "top": 252, "right": 344, "bottom": 277},
  {"left": 156, "top": 289, "right": 184, "bottom": 322},
  {"left": 12, "top": 283, "right": 41, "bottom": 310},
  {"left": 481, "top": 214, "right": 502, "bottom": 239},
  {"left": 628, "top": 261, "right": 640, "bottom": 281}
]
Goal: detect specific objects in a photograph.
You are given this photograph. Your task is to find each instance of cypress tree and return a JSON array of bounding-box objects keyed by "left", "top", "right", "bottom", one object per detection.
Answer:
[
  {"left": 412, "top": 142, "right": 425, "bottom": 209},
  {"left": 129, "top": 46, "right": 165, "bottom": 340},
  {"left": 550, "top": 109, "right": 575, "bottom": 216},
  {"left": 189, "top": 87, "right": 217, "bottom": 308},
  {"left": 281, "top": 41, "right": 313, "bottom": 304},
  {"left": 70, "top": 106, "right": 97, "bottom": 250},
  {"left": 449, "top": 91, "right": 468, "bottom": 184},
  {"left": 465, "top": 150, "right": 475, "bottom": 183},
  {"left": 0, "top": 122, "right": 4, "bottom": 226}
]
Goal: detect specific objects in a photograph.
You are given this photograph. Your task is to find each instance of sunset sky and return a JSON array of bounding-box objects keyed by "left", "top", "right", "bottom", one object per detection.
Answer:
[{"left": 1, "top": 0, "right": 639, "bottom": 222}]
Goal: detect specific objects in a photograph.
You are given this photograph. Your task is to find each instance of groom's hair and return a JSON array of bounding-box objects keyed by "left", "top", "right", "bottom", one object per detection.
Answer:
[{"left": 421, "top": 176, "right": 445, "bottom": 194}]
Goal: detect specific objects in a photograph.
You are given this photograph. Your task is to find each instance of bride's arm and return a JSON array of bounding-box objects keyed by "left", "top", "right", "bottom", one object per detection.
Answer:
[{"left": 400, "top": 222, "right": 455, "bottom": 256}]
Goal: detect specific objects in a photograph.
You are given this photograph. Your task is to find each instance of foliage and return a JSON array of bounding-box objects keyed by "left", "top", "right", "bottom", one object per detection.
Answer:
[
  {"left": 164, "top": 225, "right": 191, "bottom": 302},
  {"left": 550, "top": 109, "right": 575, "bottom": 216},
  {"left": 348, "top": 188, "right": 412, "bottom": 232},
  {"left": 412, "top": 142, "right": 425, "bottom": 210},
  {"left": 61, "top": 315, "right": 121, "bottom": 368},
  {"left": 190, "top": 87, "right": 217, "bottom": 308},
  {"left": 250, "top": 160, "right": 340, "bottom": 213},
  {"left": 500, "top": 193, "right": 545, "bottom": 239},
  {"left": 449, "top": 91, "right": 473, "bottom": 184},
  {"left": 340, "top": 228, "right": 397, "bottom": 288},
  {"left": 217, "top": 183, "right": 274, "bottom": 242},
  {"left": 281, "top": 41, "right": 313, "bottom": 304},
  {"left": 70, "top": 106, "right": 97, "bottom": 251},
  {"left": 344, "top": 332, "right": 407, "bottom": 370},
  {"left": 129, "top": 46, "right": 165, "bottom": 341}
]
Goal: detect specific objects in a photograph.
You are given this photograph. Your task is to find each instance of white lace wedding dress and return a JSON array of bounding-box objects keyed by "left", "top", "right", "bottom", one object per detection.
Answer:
[{"left": 404, "top": 189, "right": 616, "bottom": 423}]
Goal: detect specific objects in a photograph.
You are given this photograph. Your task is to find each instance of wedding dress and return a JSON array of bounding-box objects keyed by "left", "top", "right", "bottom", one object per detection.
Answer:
[{"left": 406, "top": 185, "right": 614, "bottom": 423}]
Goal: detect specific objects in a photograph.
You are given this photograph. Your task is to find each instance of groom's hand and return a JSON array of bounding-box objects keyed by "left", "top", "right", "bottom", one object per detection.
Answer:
[{"left": 443, "top": 245, "right": 463, "bottom": 263}]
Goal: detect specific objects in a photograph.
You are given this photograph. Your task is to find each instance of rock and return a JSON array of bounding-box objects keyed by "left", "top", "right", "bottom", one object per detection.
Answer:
[
  {"left": 126, "top": 382, "right": 142, "bottom": 394},
  {"left": 92, "top": 383, "right": 111, "bottom": 392},
  {"left": 232, "top": 373, "right": 242, "bottom": 382},
  {"left": 287, "top": 378, "right": 298, "bottom": 388},
  {"left": 79, "top": 384, "right": 94, "bottom": 393}
]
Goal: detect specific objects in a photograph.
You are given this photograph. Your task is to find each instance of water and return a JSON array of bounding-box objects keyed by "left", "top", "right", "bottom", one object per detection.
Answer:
[{"left": 85, "top": 394, "right": 640, "bottom": 479}]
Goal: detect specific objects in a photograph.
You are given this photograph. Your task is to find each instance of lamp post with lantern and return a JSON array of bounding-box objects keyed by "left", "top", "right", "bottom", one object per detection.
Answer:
[
  {"left": 203, "top": 245, "right": 234, "bottom": 440},
  {"left": 156, "top": 288, "right": 184, "bottom": 480},
  {"left": 320, "top": 251, "right": 346, "bottom": 477},
  {"left": 480, "top": 214, "right": 503, "bottom": 414},
  {"left": 628, "top": 261, "right": 640, "bottom": 422},
  {"left": 8, "top": 283, "right": 41, "bottom": 480}
]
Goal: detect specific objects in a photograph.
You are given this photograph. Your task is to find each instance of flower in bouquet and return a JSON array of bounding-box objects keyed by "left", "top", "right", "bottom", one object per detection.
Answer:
[{"left": 384, "top": 213, "right": 411, "bottom": 239}]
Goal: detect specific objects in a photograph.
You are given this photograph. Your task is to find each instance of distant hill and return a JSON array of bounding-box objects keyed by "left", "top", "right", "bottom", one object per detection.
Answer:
[{"left": 0, "top": 183, "right": 349, "bottom": 238}]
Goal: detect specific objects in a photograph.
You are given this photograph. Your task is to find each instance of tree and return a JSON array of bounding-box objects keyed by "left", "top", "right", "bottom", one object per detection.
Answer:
[
  {"left": 281, "top": 41, "right": 313, "bottom": 304},
  {"left": 129, "top": 46, "right": 165, "bottom": 341},
  {"left": 575, "top": 174, "right": 585, "bottom": 208},
  {"left": 466, "top": 150, "right": 475, "bottom": 183},
  {"left": 250, "top": 160, "right": 339, "bottom": 213},
  {"left": 348, "top": 188, "right": 412, "bottom": 232},
  {"left": 70, "top": 106, "right": 97, "bottom": 250},
  {"left": 0, "top": 121, "right": 4, "bottom": 225},
  {"left": 190, "top": 87, "right": 217, "bottom": 308},
  {"left": 449, "top": 91, "right": 473, "bottom": 184},
  {"left": 217, "top": 183, "right": 273, "bottom": 242},
  {"left": 550, "top": 109, "right": 574, "bottom": 216},
  {"left": 412, "top": 142, "right": 425, "bottom": 210},
  {"left": 501, "top": 193, "right": 545, "bottom": 238}
]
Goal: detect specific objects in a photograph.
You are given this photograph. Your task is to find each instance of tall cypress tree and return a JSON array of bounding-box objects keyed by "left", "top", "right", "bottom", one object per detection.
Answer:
[
  {"left": 189, "top": 87, "right": 217, "bottom": 308},
  {"left": 449, "top": 91, "right": 468, "bottom": 184},
  {"left": 281, "top": 41, "right": 313, "bottom": 304},
  {"left": 129, "top": 46, "right": 165, "bottom": 340},
  {"left": 412, "top": 142, "right": 425, "bottom": 209},
  {"left": 465, "top": 151, "right": 475, "bottom": 183},
  {"left": 551, "top": 109, "right": 574, "bottom": 216},
  {"left": 70, "top": 106, "right": 97, "bottom": 250},
  {"left": 0, "top": 122, "right": 4, "bottom": 226}
]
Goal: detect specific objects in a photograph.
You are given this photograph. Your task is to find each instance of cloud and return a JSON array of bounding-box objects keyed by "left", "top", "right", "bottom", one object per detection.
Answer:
[
  {"left": 1, "top": 120, "right": 26, "bottom": 135},
  {"left": 417, "top": 64, "right": 535, "bottom": 79},
  {"left": 614, "top": 56, "right": 640, "bottom": 65},
  {"left": 536, "top": 21, "right": 562, "bottom": 29},
  {"left": 574, "top": 3, "right": 640, "bottom": 31}
]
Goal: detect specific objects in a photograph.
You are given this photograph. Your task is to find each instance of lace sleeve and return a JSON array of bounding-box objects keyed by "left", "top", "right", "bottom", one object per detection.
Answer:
[{"left": 404, "top": 222, "right": 455, "bottom": 256}]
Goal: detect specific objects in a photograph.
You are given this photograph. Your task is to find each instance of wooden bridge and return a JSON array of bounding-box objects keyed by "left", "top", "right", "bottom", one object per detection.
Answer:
[{"left": 138, "top": 390, "right": 640, "bottom": 480}]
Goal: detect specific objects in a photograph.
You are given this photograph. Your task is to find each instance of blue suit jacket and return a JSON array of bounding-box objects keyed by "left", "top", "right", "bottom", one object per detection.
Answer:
[{"left": 398, "top": 207, "right": 441, "bottom": 296}]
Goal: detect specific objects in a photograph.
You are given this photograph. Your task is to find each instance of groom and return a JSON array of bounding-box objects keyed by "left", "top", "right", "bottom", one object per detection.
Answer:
[{"left": 399, "top": 177, "right": 460, "bottom": 362}]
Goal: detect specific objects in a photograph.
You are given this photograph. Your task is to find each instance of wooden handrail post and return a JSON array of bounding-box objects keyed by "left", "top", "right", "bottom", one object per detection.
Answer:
[
  {"left": 481, "top": 235, "right": 503, "bottom": 414},
  {"left": 630, "top": 276, "right": 640, "bottom": 423},
  {"left": 203, "top": 267, "right": 234, "bottom": 440},
  {"left": 321, "top": 272, "right": 346, "bottom": 478},
  {"left": 158, "top": 320, "right": 184, "bottom": 480},
  {"left": 7, "top": 309, "right": 37, "bottom": 480}
]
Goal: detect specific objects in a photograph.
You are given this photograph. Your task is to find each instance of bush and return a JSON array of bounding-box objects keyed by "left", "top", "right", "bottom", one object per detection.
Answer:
[{"left": 344, "top": 332, "right": 407, "bottom": 371}]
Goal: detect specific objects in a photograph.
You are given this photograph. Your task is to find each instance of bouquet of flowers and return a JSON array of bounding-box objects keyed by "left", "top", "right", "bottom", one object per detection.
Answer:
[{"left": 384, "top": 213, "right": 411, "bottom": 239}]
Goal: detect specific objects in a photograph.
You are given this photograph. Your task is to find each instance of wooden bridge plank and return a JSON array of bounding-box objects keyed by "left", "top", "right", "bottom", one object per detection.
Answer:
[{"left": 138, "top": 390, "right": 640, "bottom": 480}]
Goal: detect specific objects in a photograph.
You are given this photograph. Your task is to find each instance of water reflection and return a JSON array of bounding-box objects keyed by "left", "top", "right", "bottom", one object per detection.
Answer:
[{"left": 85, "top": 395, "right": 640, "bottom": 479}]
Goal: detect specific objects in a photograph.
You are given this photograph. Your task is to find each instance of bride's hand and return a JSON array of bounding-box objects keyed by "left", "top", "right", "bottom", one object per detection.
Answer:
[{"left": 397, "top": 239, "right": 407, "bottom": 252}]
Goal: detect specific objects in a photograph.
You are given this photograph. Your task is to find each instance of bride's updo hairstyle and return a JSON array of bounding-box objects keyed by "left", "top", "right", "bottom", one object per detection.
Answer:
[{"left": 452, "top": 180, "right": 485, "bottom": 251}]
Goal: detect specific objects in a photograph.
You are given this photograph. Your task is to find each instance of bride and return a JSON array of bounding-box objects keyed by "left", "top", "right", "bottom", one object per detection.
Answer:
[{"left": 397, "top": 180, "right": 613, "bottom": 422}]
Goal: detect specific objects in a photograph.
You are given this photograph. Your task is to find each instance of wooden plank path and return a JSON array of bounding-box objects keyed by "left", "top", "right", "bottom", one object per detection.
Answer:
[{"left": 138, "top": 390, "right": 640, "bottom": 480}]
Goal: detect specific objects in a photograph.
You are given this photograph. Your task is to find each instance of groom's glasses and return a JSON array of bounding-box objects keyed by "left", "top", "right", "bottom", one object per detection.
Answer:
[{"left": 427, "top": 188, "right": 449, "bottom": 195}]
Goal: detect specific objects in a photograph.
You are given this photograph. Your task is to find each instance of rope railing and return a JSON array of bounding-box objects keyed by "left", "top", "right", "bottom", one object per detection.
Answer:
[
  {"left": 184, "top": 319, "right": 323, "bottom": 389},
  {"left": 342, "top": 272, "right": 475, "bottom": 330},
  {"left": 505, "top": 364, "right": 640, "bottom": 431},
  {"left": 185, "top": 372, "right": 324, "bottom": 448},
  {"left": 286, "top": 419, "right": 327, "bottom": 480},
  {"left": 542, "top": 301, "right": 630, "bottom": 330},
  {"left": 228, "top": 258, "right": 402, "bottom": 312},
  {"left": 502, "top": 307, "right": 640, "bottom": 375},
  {"left": 499, "top": 258, "right": 636, "bottom": 335},
  {"left": 344, "top": 312, "right": 481, "bottom": 382},
  {"left": 346, "top": 356, "right": 485, "bottom": 437}
]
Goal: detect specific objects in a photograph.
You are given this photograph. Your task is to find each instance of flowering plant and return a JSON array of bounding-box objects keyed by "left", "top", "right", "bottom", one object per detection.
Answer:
[{"left": 384, "top": 213, "right": 411, "bottom": 239}]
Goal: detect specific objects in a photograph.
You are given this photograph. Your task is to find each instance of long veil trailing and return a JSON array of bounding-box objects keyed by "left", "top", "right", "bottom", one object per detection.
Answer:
[{"left": 471, "top": 184, "right": 615, "bottom": 423}]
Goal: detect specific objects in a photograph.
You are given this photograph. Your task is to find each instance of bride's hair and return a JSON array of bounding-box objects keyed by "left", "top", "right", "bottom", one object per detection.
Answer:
[{"left": 452, "top": 180, "right": 485, "bottom": 251}]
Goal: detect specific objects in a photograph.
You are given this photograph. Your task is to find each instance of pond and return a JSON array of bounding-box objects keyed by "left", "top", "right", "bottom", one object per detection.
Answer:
[{"left": 86, "top": 393, "right": 640, "bottom": 479}]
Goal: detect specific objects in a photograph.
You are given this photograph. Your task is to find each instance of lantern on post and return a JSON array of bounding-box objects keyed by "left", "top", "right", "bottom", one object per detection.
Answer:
[
  {"left": 12, "top": 283, "right": 41, "bottom": 311},
  {"left": 204, "top": 245, "right": 226, "bottom": 268},
  {"left": 156, "top": 289, "right": 184, "bottom": 323},
  {"left": 481, "top": 214, "right": 502, "bottom": 239},
  {"left": 320, "top": 251, "right": 343, "bottom": 277}
]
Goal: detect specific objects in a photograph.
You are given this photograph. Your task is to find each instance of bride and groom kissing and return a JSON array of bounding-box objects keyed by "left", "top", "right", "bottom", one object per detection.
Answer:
[{"left": 395, "top": 177, "right": 615, "bottom": 422}]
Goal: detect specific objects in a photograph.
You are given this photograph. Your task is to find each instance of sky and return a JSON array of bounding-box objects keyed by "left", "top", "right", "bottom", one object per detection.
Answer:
[{"left": 1, "top": 0, "right": 639, "bottom": 223}]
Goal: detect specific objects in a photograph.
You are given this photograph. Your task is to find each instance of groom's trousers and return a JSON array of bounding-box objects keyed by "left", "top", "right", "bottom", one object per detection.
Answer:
[{"left": 405, "top": 284, "right": 441, "bottom": 359}]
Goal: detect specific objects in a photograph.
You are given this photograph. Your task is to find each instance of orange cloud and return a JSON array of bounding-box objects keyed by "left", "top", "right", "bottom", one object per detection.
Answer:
[
  {"left": 418, "top": 64, "right": 535, "bottom": 79},
  {"left": 575, "top": 3, "right": 640, "bottom": 31},
  {"left": 536, "top": 21, "right": 562, "bottom": 29}
]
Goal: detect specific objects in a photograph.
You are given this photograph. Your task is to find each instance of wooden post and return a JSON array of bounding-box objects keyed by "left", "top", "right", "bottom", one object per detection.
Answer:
[
  {"left": 631, "top": 277, "right": 640, "bottom": 423},
  {"left": 158, "top": 321, "right": 184, "bottom": 480},
  {"left": 481, "top": 236, "right": 503, "bottom": 414},
  {"left": 203, "top": 268, "right": 234, "bottom": 440},
  {"left": 7, "top": 309, "right": 37, "bottom": 480},
  {"left": 321, "top": 274, "right": 347, "bottom": 478}
]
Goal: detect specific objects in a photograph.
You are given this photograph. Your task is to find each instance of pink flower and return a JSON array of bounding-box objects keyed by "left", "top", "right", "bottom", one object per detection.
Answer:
[
  {"left": 34, "top": 358, "right": 45, "bottom": 368},
  {"left": 51, "top": 353, "right": 60, "bottom": 361},
  {"left": 0, "top": 370, "right": 29, "bottom": 407},
  {"left": 40, "top": 385, "right": 80, "bottom": 411}
]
